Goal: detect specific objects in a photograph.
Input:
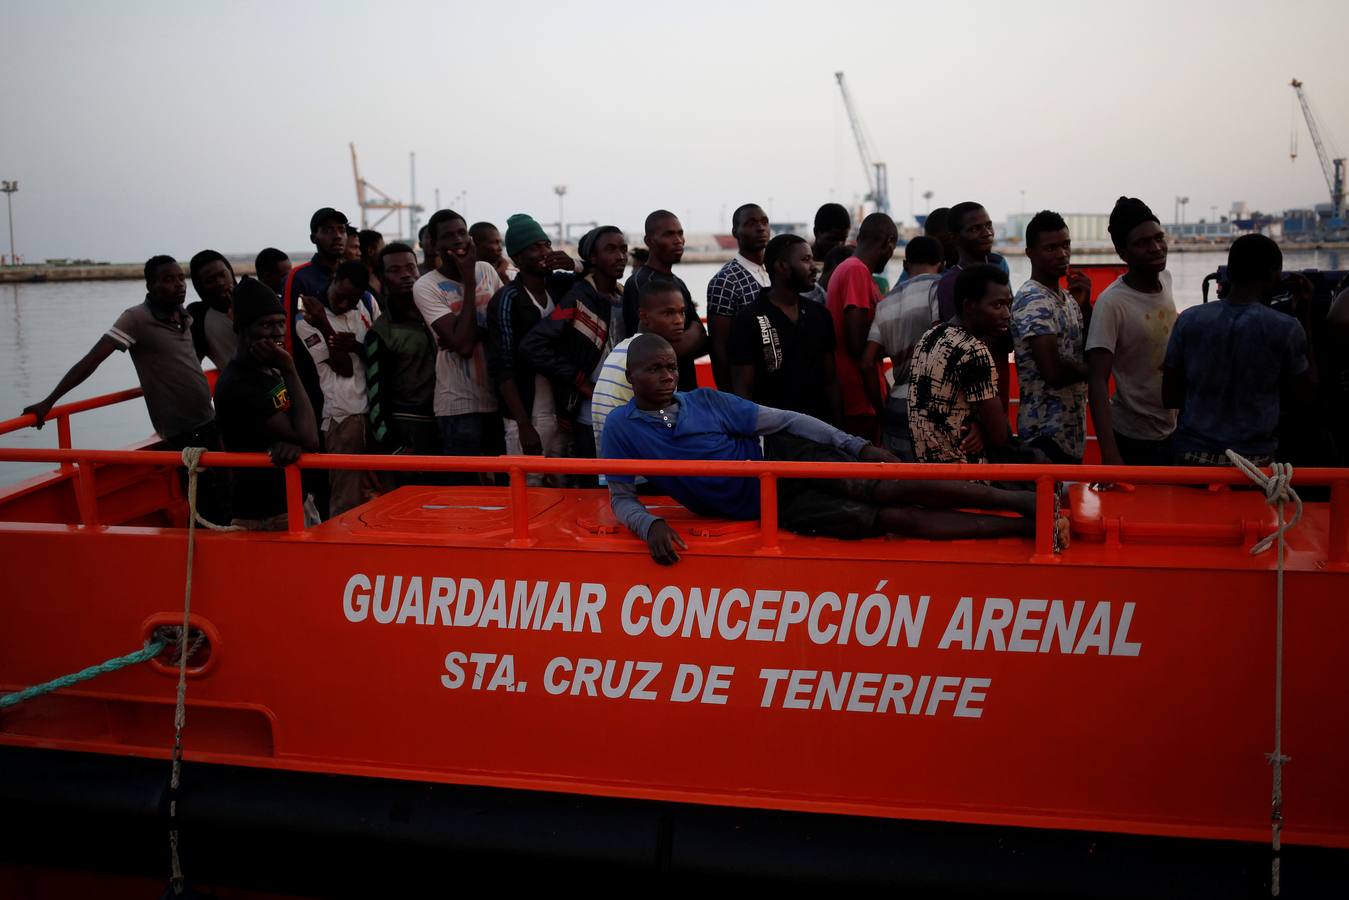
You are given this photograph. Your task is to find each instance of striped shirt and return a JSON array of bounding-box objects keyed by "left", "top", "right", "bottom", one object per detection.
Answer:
[{"left": 590, "top": 336, "right": 637, "bottom": 449}]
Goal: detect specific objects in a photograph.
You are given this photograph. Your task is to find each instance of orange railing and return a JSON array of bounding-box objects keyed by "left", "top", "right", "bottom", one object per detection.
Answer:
[{"left": 2, "top": 387, "right": 1347, "bottom": 565}]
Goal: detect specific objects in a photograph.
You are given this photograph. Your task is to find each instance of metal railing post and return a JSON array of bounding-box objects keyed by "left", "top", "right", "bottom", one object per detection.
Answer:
[
  {"left": 508, "top": 466, "right": 534, "bottom": 547},
  {"left": 285, "top": 465, "right": 305, "bottom": 533},
  {"left": 1033, "top": 475, "right": 1055, "bottom": 561},
  {"left": 74, "top": 456, "right": 99, "bottom": 528},
  {"left": 758, "top": 473, "right": 780, "bottom": 554},
  {"left": 56, "top": 415, "right": 74, "bottom": 472}
]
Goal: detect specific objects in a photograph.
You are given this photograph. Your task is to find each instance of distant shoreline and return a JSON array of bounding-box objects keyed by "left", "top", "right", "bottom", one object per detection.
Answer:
[{"left": 3, "top": 241, "right": 1346, "bottom": 284}]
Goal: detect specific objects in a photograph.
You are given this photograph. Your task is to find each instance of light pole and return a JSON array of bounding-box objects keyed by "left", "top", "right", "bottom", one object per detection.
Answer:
[
  {"left": 1179, "top": 196, "right": 1190, "bottom": 230},
  {"left": 1, "top": 181, "right": 16, "bottom": 266},
  {"left": 921, "top": 189, "right": 933, "bottom": 212},
  {"left": 554, "top": 185, "right": 567, "bottom": 244}
]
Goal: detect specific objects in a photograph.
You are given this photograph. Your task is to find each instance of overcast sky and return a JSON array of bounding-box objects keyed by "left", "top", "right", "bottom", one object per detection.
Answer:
[{"left": 3, "top": 0, "right": 1347, "bottom": 262}]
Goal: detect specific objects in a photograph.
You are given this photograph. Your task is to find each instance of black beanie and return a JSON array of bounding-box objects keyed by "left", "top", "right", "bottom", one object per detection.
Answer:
[
  {"left": 232, "top": 277, "right": 285, "bottom": 333},
  {"left": 1108, "top": 197, "right": 1159, "bottom": 250},
  {"left": 578, "top": 225, "right": 624, "bottom": 266}
]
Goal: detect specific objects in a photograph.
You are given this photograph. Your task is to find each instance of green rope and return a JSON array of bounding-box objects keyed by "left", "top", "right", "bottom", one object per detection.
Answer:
[{"left": 0, "top": 639, "right": 167, "bottom": 710}]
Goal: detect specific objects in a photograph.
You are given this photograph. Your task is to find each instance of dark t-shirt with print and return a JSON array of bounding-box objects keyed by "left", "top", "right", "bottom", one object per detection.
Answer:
[
  {"left": 215, "top": 360, "right": 293, "bottom": 520},
  {"left": 728, "top": 289, "right": 837, "bottom": 422}
]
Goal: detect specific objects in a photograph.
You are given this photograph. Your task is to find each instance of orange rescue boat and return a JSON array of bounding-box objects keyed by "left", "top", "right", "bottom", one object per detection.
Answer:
[{"left": 2, "top": 299, "right": 1348, "bottom": 896}]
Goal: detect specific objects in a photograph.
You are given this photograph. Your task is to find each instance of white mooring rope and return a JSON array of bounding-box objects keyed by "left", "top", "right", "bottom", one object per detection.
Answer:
[
  {"left": 168, "top": 448, "right": 241, "bottom": 894},
  {"left": 1226, "top": 450, "right": 1301, "bottom": 898}
]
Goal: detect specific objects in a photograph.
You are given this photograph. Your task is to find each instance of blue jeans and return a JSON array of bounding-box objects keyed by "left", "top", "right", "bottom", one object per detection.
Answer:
[{"left": 437, "top": 413, "right": 505, "bottom": 485}]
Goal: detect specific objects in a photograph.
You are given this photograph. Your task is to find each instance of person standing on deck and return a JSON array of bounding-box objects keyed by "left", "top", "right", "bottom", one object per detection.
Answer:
[
  {"left": 472, "top": 221, "right": 518, "bottom": 285},
  {"left": 591, "top": 276, "right": 688, "bottom": 451},
  {"left": 215, "top": 279, "right": 320, "bottom": 531},
  {"left": 602, "top": 334, "right": 1047, "bottom": 566},
  {"left": 729, "top": 234, "right": 840, "bottom": 425},
  {"left": 1163, "top": 234, "right": 1312, "bottom": 467},
  {"left": 1086, "top": 197, "right": 1177, "bottom": 466},
  {"left": 860, "top": 235, "right": 946, "bottom": 459},
  {"left": 343, "top": 225, "right": 362, "bottom": 262},
  {"left": 621, "top": 211, "right": 707, "bottom": 392},
  {"left": 23, "top": 256, "right": 215, "bottom": 446},
  {"left": 909, "top": 265, "right": 1017, "bottom": 465},
  {"left": 706, "top": 203, "right": 772, "bottom": 389},
  {"left": 358, "top": 230, "right": 384, "bottom": 296},
  {"left": 827, "top": 212, "right": 897, "bottom": 441},
  {"left": 283, "top": 207, "right": 350, "bottom": 413},
  {"left": 417, "top": 224, "right": 439, "bottom": 276},
  {"left": 519, "top": 225, "right": 629, "bottom": 472},
  {"left": 485, "top": 214, "right": 580, "bottom": 476},
  {"left": 284, "top": 207, "right": 354, "bottom": 517},
  {"left": 254, "top": 248, "right": 292, "bottom": 300},
  {"left": 295, "top": 261, "right": 382, "bottom": 516},
  {"left": 934, "top": 202, "right": 1013, "bottom": 410},
  {"left": 802, "top": 202, "right": 852, "bottom": 305},
  {"left": 364, "top": 243, "right": 440, "bottom": 466},
  {"left": 1011, "top": 211, "right": 1094, "bottom": 464},
  {"left": 413, "top": 208, "right": 506, "bottom": 484},
  {"left": 934, "top": 202, "right": 1011, "bottom": 321},
  {"left": 186, "top": 249, "right": 238, "bottom": 370},
  {"left": 23, "top": 255, "right": 226, "bottom": 511},
  {"left": 923, "top": 207, "right": 961, "bottom": 271}
]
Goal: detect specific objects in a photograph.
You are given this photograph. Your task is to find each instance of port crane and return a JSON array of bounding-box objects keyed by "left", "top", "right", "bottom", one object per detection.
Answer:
[
  {"left": 834, "top": 72, "right": 891, "bottom": 218},
  {"left": 1289, "top": 78, "right": 1346, "bottom": 223},
  {"left": 350, "top": 143, "right": 425, "bottom": 239}
]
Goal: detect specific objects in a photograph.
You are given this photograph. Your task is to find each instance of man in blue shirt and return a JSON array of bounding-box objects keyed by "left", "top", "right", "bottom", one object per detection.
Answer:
[
  {"left": 1163, "top": 234, "right": 1312, "bottom": 466},
  {"left": 602, "top": 334, "right": 1041, "bottom": 564}
]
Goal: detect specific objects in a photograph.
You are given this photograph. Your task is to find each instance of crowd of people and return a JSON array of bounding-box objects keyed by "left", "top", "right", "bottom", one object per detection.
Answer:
[{"left": 20, "top": 196, "right": 1348, "bottom": 563}]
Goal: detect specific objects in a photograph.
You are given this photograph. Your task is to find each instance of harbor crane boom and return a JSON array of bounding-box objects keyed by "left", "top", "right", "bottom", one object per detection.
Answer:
[
  {"left": 1290, "top": 79, "right": 1346, "bottom": 219},
  {"left": 834, "top": 72, "right": 891, "bottom": 218},
  {"left": 350, "top": 143, "right": 425, "bottom": 237}
]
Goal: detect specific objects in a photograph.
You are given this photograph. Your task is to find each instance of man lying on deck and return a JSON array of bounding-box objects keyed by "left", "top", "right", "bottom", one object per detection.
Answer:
[{"left": 600, "top": 334, "right": 1048, "bottom": 565}]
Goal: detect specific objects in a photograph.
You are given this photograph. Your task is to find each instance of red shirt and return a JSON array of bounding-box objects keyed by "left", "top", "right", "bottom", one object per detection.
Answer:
[{"left": 826, "top": 256, "right": 883, "bottom": 417}]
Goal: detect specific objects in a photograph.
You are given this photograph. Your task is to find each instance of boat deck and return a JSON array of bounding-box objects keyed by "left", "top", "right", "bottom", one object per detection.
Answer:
[{"left": 280, "top": 481, "right": 1333, "bottom": 574}]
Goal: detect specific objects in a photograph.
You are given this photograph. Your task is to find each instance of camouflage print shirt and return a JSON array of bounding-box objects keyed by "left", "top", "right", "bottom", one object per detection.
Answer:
[
  {"left": 907, "top": 322, "right": 998, "bottom": 463},
  {"left": 1011, "top": 279, "right": 1087, "bottom": 460}
]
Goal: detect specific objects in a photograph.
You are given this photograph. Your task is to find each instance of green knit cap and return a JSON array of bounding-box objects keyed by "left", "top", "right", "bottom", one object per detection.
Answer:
[{"left": 505, "top": 213, "right": 550, "bottom": 258}]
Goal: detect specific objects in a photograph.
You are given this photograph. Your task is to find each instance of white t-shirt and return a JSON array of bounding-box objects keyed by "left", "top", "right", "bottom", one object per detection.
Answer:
[
  {"left": 1084, "top": 270, "right": 1179, "bottom": 441},
  {"left": 868, "top": 273, "right": 942, "bottom": 400},
  {"left": 413, "top": 262, "right": 504, "bottom": 417},
  {"left": 295, "top": 300, "right": 379, "bottom": 430}
]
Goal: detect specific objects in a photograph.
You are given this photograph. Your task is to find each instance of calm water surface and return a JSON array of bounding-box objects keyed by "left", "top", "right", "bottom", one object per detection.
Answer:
[{"left": 1, "top": 249, "right": 1340, "bottom": 486}]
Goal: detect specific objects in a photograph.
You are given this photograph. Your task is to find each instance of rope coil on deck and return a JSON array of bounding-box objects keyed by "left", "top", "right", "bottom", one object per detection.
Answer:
[{"left": 1226, "top": 450, "right": 1300, "bottom": 898}]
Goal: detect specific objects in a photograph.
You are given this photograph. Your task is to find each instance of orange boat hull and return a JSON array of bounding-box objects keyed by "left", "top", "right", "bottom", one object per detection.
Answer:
[{"left": 2, "top": 475, "right": 1346, "bottom": 851}]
